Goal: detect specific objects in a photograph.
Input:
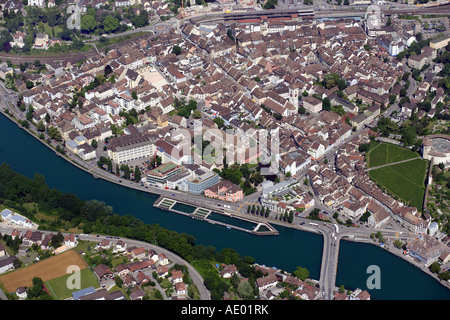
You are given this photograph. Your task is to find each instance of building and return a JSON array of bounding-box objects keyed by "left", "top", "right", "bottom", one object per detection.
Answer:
[
  {"left": 33, "top": 33, "right": 49, "bottom": 49},
  {"left": 180, "top": 170, "right": 220, "bottom": 195},
  {"left": 107, "top": 125, "right": 155, "bottom": 164},
  {"left": 407, "top": 47, "right": 437, "bottom": 70},
  {"left": 430, "top": 35, "right": 450, "bottom": 50},
  {"left": 256, "top": 274, "right": 278, "bottom": 291},
  {"left": 204, "top": 180, "right": 244, "bottom": 202},
  {"left": 10, "top": 31, "right": 26, "bottom": 49},
  {"left": 79, "top": 289, "right": 125, "bottom": 300},
  {"left": 302, "top": 96, "right": 322, "bottom": 113},
  {"left": 147, "top": 162, "right": 181, "bottom": 187},
  {"left": 422, "top": 135, "right": 450, "bottom": 168},
  {"left": 0, "top": 256, "right": 17, "bottom": 274},
  {"left": 406, "top": 233, "right": 448, "bottom": 266},
  {"left": 0, "top": 64, "right": 13, "bottom": 80}
]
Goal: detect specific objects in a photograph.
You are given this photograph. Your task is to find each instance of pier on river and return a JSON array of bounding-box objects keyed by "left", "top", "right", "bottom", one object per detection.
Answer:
[{"left": 154, "top": 196, "right": 279, "bottom": 236}]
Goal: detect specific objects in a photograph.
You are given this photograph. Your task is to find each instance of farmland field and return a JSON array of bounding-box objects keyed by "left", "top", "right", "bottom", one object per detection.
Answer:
[
  {"left": 0, "top": 250, "right": 88, "bottom": 294},
  {"left": 367, "top": 143, "right": 428, "bottom": 209}
]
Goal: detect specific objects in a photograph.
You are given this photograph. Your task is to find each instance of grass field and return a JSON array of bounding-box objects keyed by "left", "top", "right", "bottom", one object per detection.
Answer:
[
  {"left": 0, "top": 250, "right": 88, "bottom": 294},
  {"left": 367, "top": 143, "right": 419, "bottom": 168},
  {"left": 45, "top": 267, "right": 99, "bottom": 300},
  {"left": 369, "top": 158, "right": 428, "bottom": 209}
]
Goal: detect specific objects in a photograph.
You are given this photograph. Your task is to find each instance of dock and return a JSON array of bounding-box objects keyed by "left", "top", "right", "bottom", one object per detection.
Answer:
[{"left": 154, "top": 196, "right": 278, "bottom": 236}]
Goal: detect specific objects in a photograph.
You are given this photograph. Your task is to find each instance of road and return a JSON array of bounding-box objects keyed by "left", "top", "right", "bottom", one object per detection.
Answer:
[{"left": 0, "top": 225, "right": 211, "bottom": 300}]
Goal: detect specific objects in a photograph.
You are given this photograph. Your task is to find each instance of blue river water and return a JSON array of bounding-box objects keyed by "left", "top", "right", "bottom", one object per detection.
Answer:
[{"left": 0, "top": 113, "right": 449, "bottom": 300}]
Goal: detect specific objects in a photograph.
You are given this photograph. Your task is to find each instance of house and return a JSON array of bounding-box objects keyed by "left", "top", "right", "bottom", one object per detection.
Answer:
[
  {"left": 16, "top": 287, "right": 28, "bottom": 300},
  {"left": 93, "top": 264, "right": 113, "bottom": 281},
  {"left": 204, "top": 180, "right": 244, "bottom": 202},
  {"left": 115, "top": 264, "right": 130, "bottom": 278},
  {"left": 172, "top": 270, "right": 184, "bottom": 284},
  {"left": 29, "top": 231, "right": 43, "bottom": 246},
  {"left": 123, "top": 274, "right": 137, "bottom": 287},
  {"left": 256, "top": 274, "right": 278, "bottom": 291},
  {"left": 10, "top": 31, "right": 26, "bottom": 49},
  {"left": 64, "top": 234, "right": 77, "bottom": 247},
  {"left": 76, "top": 143, "right": 96, "bottom": 161},
  {"left": 175, "top": 282, "right": 187, "bottom": 296},
  {"left": 220, "top": 264, "right": 238, "bottom": 278},
  {"left": 132, "top": 247, "right": 146, "bottom": 260},
  {"left": 113, "top": 240, "right": 127, "bottom": 253},
  {"left": 98, "top": 239, "right": 111, "bottom": 250},
  {"left": 302, "top": 96, "right": 322, "bottom": 113},
  {"left": 136, "top": 271, "right": 151, "bottom": 285},
  {"left": 40, "top": 233, "right": 53, "bottom": 251},
  {"left": 157, "top": 265, "right": 169, "bottom": 278},
  {"left": 130, "top": 286, "right": 146, "bottom": 300},
  {"left": 33, "top": 33, "right": 49, "bottom": 49},
  {"left": 0, "top": 256, "right": 17, "bottom": 274},
  {"left": 158, "top": 253, "right": 169, "bottom": 266},
  {"left": 0, "top": 64, "right": 13, "bottom": 80}
]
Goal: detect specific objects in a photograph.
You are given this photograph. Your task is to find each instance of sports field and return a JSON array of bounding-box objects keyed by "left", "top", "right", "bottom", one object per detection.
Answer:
[
  {"left": 0, "top": 250, "right": 89, "bottom": 294},
  {"left": 367, "top": 142, "right": 419, "bottom": 168},
  {"left": 45, "top": 267, "right": 100, "bottom": 300}
]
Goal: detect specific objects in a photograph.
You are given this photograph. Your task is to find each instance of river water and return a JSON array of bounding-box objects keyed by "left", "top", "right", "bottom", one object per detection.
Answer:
[{"left": 0, "top": 114, "right": 449, "bottom": 300}]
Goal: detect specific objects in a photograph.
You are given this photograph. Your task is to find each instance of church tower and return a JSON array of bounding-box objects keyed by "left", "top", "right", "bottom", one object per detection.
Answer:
[{"left": 289, "top": 85, "right": 299, "bottom": 109}]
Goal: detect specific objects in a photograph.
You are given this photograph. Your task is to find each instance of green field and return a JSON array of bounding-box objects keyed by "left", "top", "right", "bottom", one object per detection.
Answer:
[
  {"left": 367, "top": 143, "right": 419, "bottom": 168},
  {"left": 369, "top": 158, "right": 428, "bottom": 209},
  {"left": 366, "top": 143, "right": 428, "bottom": 209},
  {"left": 45, "top": 267, "right": 100, "bottom": 300}
]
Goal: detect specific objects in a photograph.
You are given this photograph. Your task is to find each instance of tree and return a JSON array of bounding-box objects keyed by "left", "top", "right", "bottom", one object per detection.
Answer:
[
  {"left": 51, "top": 231, "right": 64, "bottom": 248},
  {"left": 47, "top": 126, "right": 62, "bottom": 141},
  {"left": 81, "top": 14, "right": 97, "bottom": 33},
  {"left": 36, "top": 120, "right": 45, "bottom": 132},
  {"left": 237, "top": 280, "right": 253, "bottom": 299},
  {"left": 293, "top": 266, "right": 309, "bottom": 281},
  {"left": 115, "top": 276, "right": 123, "bottom": 288},
  {"left": 213, "top": 117, "right": 225, "bottom": 129},
  {"left": 102, "top": 16, "right": 119, "bottom": 33},
  {"left": 298, "top": 105, "right": 306, "bottom": 114},
  {"left": 401, "top": 126, "right": 417, "bottom": 146},
  {"left": 172, "top": 45, "right": 182, "bottom": 55},
  {"left": 91, "top": 139, "right": 98, "bottom": 149},
  {"left": 265, "top": 207, "right": 270, "bottom": 218},
  {"left": 322, "top": 97, "right": 331, "bottom": 111},
  {"left": 288, "top": 211, "right": 294, "bottom": 223},
  {"left": 430, "top": 262, "right": 441, "bottom": 274},
  {"left": 134, "top": 166, "right": 141, "bottom": 182},
  {"left": 192, "top": 109, "right": 202, "bottom": 119}
]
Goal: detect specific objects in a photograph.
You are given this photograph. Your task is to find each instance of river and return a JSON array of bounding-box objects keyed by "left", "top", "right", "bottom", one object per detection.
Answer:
[{"left": 0, "top": 113, "right": 449, "bottom": 300}]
